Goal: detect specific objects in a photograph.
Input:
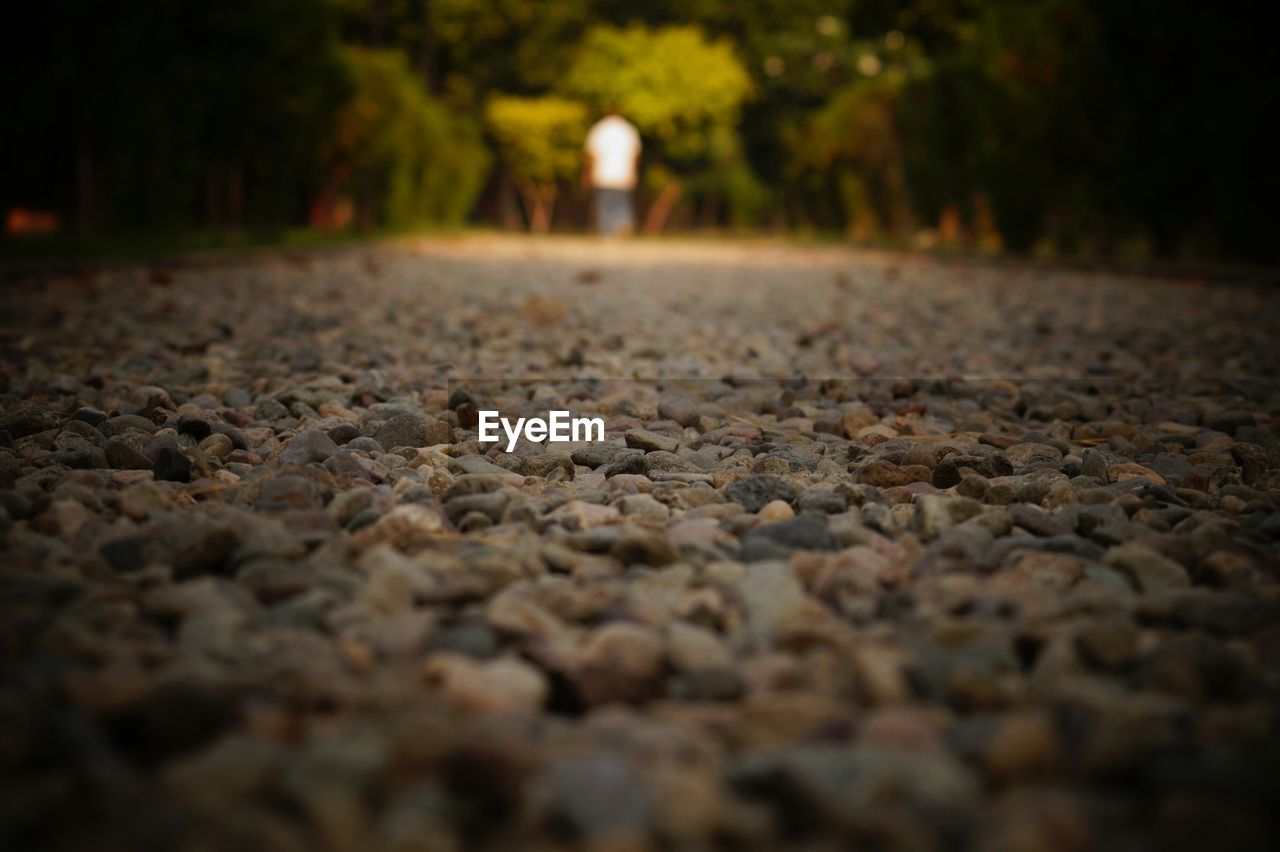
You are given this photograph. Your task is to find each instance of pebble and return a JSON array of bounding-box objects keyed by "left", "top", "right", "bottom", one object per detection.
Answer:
[
  {"left": 104, "top": 435, "right": 154, "bottom": 469},
  {"left": 153, "top": 445, "right": 192, "bottom": 482},
  {"left": 576, "top": 622, "right": 665, "bottom": 705},
  {"left": 373, "top": 413, "right": 447, "bottom": 450},
  {"left": 1104, "top": 542, "right": 1192, "bottom": 592},
  {"left": 625, "top": 428, "right": 679, "bottom": 453},
  {"left": 423, "top": 653, "right": 548, "bottom": 714},
  {"left": 198, "top": 433, "right": 234, "bottom": 460},
  {"left": 724, "top": 475, "right": 796, "bottom": 512},
  {"left": 280, "top": 428, "right": 339, "bottom": 465},
  {"left": 755, "top": 499, "right": 795, "bottom": 523},
  {"left": 119, "top": 480, "right": 170, "bottom": 520}
]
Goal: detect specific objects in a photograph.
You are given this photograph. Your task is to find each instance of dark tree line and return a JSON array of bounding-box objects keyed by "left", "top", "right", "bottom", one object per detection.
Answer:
[{"left": 3, "top": 0, "right": 1277, "bottom": 262}]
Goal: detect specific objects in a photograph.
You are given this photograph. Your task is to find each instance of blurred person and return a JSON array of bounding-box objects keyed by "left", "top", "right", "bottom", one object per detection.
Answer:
[{"left": 583, "top": 108, "right": 641, "bottom": 236}]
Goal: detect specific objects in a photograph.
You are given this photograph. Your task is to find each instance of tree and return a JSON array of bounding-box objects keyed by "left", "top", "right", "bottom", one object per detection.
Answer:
[
  {"left": 324, "top": 48, "right": 489, "bottom": 229},
  {"left": 562, "top": 24, "right": 753, "bottom": 232},
  {"left": 2, "top": 0, "right": 351, "bottom": 235},
  {"left": 794, "top": 73, "right": 910, "bottom": 238},
  {"left": 484, "top": 96, "right": 586, "bottom": 232}
]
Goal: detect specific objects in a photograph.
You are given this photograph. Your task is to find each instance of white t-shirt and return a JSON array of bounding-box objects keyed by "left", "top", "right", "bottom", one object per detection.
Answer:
[{"left": 586, "top": 115, "right": 641, "bottom": 190}]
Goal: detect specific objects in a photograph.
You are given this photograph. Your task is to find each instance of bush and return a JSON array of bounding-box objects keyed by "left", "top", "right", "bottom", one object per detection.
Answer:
[
  {"left": 562, "top": 25, "right": 754, "bottom": 230},
  {"left": 485, "top": 96, "right": 587, "bottom": 232},
  {"left": 564, "top": 25, "right": 751, "bottom": 164},
  {"left": 792, "top": 74, "right": 909, "bottom": 237},
  {"left": 324, "top": 48, "right": 489, "bottom": 230}
]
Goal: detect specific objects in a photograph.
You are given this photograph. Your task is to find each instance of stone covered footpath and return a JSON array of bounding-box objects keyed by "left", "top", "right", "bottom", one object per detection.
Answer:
[{"left": 2, "top": 238, "right": 1278, "bottom": 851}]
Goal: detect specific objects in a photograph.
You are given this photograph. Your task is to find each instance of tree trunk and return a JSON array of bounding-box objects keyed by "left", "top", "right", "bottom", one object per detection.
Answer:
[
  {"left": 643, "top": 177, "right": 683, "bottom": 234},
  {"left": 499, "top": 167, "right": 521, "bottom": 231},
  {"left": 514, "top": 180, "right": 555, "bottom": 233},
  {"left": 700, "top": 191, "right": 722, "bottom": 229}
]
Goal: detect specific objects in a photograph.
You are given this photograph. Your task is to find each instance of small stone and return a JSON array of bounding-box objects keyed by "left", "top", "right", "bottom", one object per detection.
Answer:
[
  {"left": 658, "top": 396, "right": 700, "bottom": 427},
  {"left": 444, "top": 492, "right": 509, "bottom": 525},
  {"left": 610, "top": 530, "right": 679, "bottom": 565},
  {"left": 571, "top": 443, "right": 635, "bottom": 468},
  {"left": 547, "top": 500, "right": 620, "bottom": 531},
  {"left": 1074, "top": 618, "right": 1138, "bottom": 670},
  {"left": 725, "top": 475, "right": 796, "bottom": 512},
  {"left": 795, "top": 488, "right": 846, "bottom": 515},
  {"left": 739, "top": 561, "right": 808, "bottom": 647},
  {"left": 0, "top": 406, "right": 62, "bottom": 437},
  {"left": 153, "top": 446, "right": 192, "bottom": 482},
  {"left": 104, "top": 436, "right": 154, "bottom": 470},
  {"left": 576, "top": 622, "right": 664, "bottom": 705},
  {"left": 353, "top": 505, "right": 447, "bottom": 551},
  {"left": 1080, "top": 449, "right": 1108, "bottom": 481},
  {"left": 1008, "top": 504, "right": 1069, "bottom": 537},
  {"left": 913, "top": 494, "right": 983, "bottom": 539},
  {"left": 70, "top": 407, "right": 108, "bottom": 426},
  {"left": 1003, "top": 443, "right": 1063, "bottom": 467},
  {"left": 254, "top": 398, "right": 289, "bottom": 420},
  {"left": 280, "top": 428, "right": 339, "bottom": 465},
  {"left": 1104, "top": 543, "right": 1191, "bottom": 592},
  {"left": 842, "top": 405, "right": 879, "bottom": 435},
  {"left": 327, "top": 423, "right": 360, "bottom": 445},
  {"left": 625, "top": 428, "right": 679, "bottom": 453},
  {"left": 666, "top": 622, "right": 733, "bottom": 671},
  {"left": 197, "top": 433, "right": 234, "bottom": 461},
  {"left": 536, "top": 756, "right": 652, "bottom": 838},
  {"left": 103, "top": 414, "right": 157, "bottom": 437},
  {"left": 130, "top": 385, "right": 175, "bottom": 410},
  {"left": 1075, "top": 503, "right": 1129, "bottom": 544},
  {"left": 1206, "top": 409, "right": 1255, "bottom": 434},
  {"left": 424, "top": 653, "right": 548, "bottom": 714},
  {"left": 119, "top": 481, "right": 169, "bottom": 520},
  {"left": 617, "top": 493, "right": 670, "bottom": 524},
  {"left": 172, "top": 524, "right": 240, "bottom": 579},
  {"left": 374, "top": 413, "right": 448, "bottom": 450},
  {"left": 981, "top": 713, "right": 1060, "bottom": 780},
  {"left": 642, "top": 451, "right": 701, "bottom": 474},
  {"left": 900, "top": 444, "right": 938, "bottom": 469},
  {"left": 742, "top": 514, "right": 835, "bottom": 557},
  {"left": 857, "top": 460, "right": 932, "bottom": 487},
  {"left": 257, "top": 475, "right": 330, "bottom": 509},
  {"left": 347, "top": 436, "right": 384, "bottom": 454},
  {"left": 756, "top": 499, "right": 795, "bottom": 524},
  {"left": 1107, "top": 462, "right": 1166, "bottom": 485},
  {"left": 176, "top": 414, "right": 213, "bottom": 440}
]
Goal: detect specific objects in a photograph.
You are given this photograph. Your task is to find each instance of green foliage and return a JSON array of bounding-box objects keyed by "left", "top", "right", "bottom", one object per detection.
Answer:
[
  {"left": 485, "top": 97, "right": 587, "bottom": 185},
  {"left": 330, "top": 0, "right": 595, "bottom": 105},
  {"left": 689, "top": 125, "right": 770, "bottom": 228},
  {"left": 788, "top": 72, "right": 909, "bottom": 235},
  {"left": 484, "top": 95, "right": 586, "bottom": 231},
  {"left": 563, "top": 25, "right": 752, "bottom": 164},
  {"left": 6, "top": 0, "right": 1277, "bottom": 260},
  {"left": 330, "top": 48, "right": 490, "bottom": 228},
  {"left": 433, "top": 0, "right": 594, "bottom": 100}
]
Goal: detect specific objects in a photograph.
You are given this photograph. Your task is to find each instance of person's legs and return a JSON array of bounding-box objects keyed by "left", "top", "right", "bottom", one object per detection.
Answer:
[
  {"left": 595, "top": 189, "right": 634, "bottom": 236},
  {"left": 615, "top": 190, "right": 635, "bottom": 235}
]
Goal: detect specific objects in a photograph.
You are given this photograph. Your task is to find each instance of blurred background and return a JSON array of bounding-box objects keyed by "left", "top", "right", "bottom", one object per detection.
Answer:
[{"left": 3, "top": 0, "right": 1277, "bottom": 263}]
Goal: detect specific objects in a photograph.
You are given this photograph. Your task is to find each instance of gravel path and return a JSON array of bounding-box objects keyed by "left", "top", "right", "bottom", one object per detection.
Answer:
[{"left": 2, "top": 237, "right": 1279, "bottom": 851}]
